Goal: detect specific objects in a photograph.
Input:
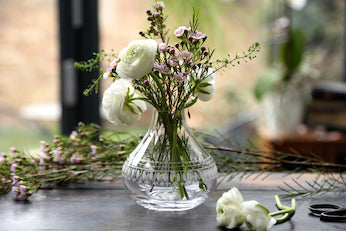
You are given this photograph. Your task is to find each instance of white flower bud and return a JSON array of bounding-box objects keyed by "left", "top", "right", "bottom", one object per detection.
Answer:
[
  {"left": 187, "top": 67, "right": 216, "bottom": 102},
  {"left": 102, "top": 79, "right": 147, "bottom": 126}
]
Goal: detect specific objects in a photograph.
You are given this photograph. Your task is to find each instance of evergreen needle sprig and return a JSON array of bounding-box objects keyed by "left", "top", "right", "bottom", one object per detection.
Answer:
[
  {"left": 278, "top": 171, "right": 346, "bottom": 198},
  {"left": 203, "top": 144, "right": 345, "bottom": 198},
  {"left": 1, "top": 123, "right": 345, "bottom": 200}
]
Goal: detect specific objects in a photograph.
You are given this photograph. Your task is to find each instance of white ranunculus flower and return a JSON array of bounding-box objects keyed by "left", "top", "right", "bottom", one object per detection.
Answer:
[
  {"left": 243, "top": 200, "right": 276, "bottom": 231},
  {"left": 216, "top": 187, "right": 245, "bottom": 229},
  {"left": 188, "top": 67, "right": 216, "bottom": 101},
  {"left": 116, "top": 39, "right": 157, "bottom": 80},
  {"left": 287, "top": 0, "right": 307, "bottom": 11},
  {"left": 102, "top": 79, "right": 147, "bottom": 126}
]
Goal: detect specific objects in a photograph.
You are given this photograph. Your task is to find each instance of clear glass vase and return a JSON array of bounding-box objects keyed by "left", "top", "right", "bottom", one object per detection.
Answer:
[{"left": 122, "top": 110, "right": 218, "bottom": 211}]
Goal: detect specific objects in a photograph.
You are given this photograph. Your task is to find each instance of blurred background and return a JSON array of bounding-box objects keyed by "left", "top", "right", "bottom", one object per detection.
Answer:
[{"left": 0, "top": 0, "right": 345, "bottom": 163}]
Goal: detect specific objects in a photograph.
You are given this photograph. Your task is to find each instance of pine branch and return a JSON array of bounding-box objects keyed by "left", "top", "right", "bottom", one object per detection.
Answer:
[{"left": 204, "top": 145, "right": 346, "bottom": 170}]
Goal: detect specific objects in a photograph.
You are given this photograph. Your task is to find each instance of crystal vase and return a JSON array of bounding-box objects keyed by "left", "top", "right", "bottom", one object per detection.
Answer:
[{"left": 122, "top": 110, "right": 218, "bottom": 211}]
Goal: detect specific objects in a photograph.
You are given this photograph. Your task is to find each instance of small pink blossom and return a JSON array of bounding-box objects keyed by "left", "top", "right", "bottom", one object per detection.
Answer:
[
  {"left": 155, "top": 2, "right": 165, "bottom": 10},
  {"left": 11, "top": 163, "right": 17, "bottom": 172},
  {"left": 168, "top": 47, "right": 175, "bottom": 54},
  {"left": 103, "top": 67, "right": 113, "bottom": 79},
  {"left": 53, "top": 136, "right": 59, "bottom": 144},
  {"left": 70, "top": 155, "right": 81, "bottom": 164},
  {"left": 110, "top": 58, "right": 120, "bottom": 67},
  {"left": 168, "top": 59, "right": 177, "bottom": 67},
  {"left": 0, "top": 152, "right": 5, "bottom": 163},
  {"left": 12, "top": 186, "right": 19, "bottom": 198},
  {"left": 20, "top": 185, "right": 28, "bottom": 200},
  {"left": 168, "top": 54, "right": 180, "bottom": 67},
  {"left": 191, "top": 30, "right": 207, "bottom": 40},
  {"left": 180, "top": 50, "right": 192, "bottom": 60},
  {"left": 54, "top": 149, "right": 65, "bottom": 164},
  {"left": 174, "top": 26, "right": 190, "bottom": 37},
  {"left": 39, "top": 158, "right": 46, "bottom": 170},
  {"left": 12, "top": 175, "right": 19, "bottom": 184},
  {"left": 91, "top": 145, "right": 97, "bottom": 155},
  {"left": 70, "top": 156, "right": 76, "bottom": 164},
  {"left": 153, "top": 12, "right": 160, "bottom": 18},
  {"left": 154, "top": 63, "right": 171, "bottom": 75},
  {"left": 40, "top": 140, "right": 46, "bottom": 150},
  {"left": 70, "top": 130, "right": 78, "bottom": 140},
  {"left": 174, "top": 72, "right": 186, "bottom": 83},
  {"left": 40, "top": 141, "right": 50, "bottom": 157},
  {"left": 158, "top": 43, "right": 167, "bottom": 51},
  {"left": 54, "top": 149, "right": 61, "bottom": 157},
  {"left": 39, "top": 158, "right": 45, "bottom": 165},
  {"left": 57, "top": 156, "right": 65, "bottom": 164},
  {"left": 103, "top": 71, "right": 110, "bottom": 79},
  {"left": 9, "top": 147, "right": 16, "bottom": 155},
  {"left": 103, "top": 58, "right": 119, "bottom": 79}
]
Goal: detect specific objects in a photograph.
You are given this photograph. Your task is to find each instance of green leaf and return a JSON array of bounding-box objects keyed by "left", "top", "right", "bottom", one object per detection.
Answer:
[
  {"left": 253, "top": 69, "right": 282, "bottom": 100},
  {"left": 183, "top": 97, "right": 198, "bottom": 109},
  {"left": 280, "top": 28, "right": 305, "bottom": 75},
  {"left": 197, "top": 88, "right": 210, "bottom": 95},
  {"left": 198, "top": 82, "right": 212, "bottom": 88}
]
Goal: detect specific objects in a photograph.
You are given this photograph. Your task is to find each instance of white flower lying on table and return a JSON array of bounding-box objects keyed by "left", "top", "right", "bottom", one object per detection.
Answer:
[
  {"left": 216, "top": 187, "right": 245, "bottom": 229},
  {"left": 243, "top": 200, "right": 276, "bottom": 231},
  {"left": 216, "top": 187, "right": 295, "bottom": 231}
]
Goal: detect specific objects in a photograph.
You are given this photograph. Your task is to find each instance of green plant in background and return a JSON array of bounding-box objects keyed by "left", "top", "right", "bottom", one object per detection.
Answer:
[
  {"left": 254, "top": 28, "right": 305, "bottom": 100},
  {"left": 254, "top": 0, "right": 344, "bottom": 100},
  {"left": 254, "top": 0, "right": 306, "bottom": 101}
]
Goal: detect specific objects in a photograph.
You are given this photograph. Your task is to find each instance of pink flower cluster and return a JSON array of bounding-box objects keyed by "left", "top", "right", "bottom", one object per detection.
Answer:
[
  {"left": 155, "top": 42, "right": 194, "bottom": 80},
  {"left": 154, "top": 43, "right": 193, "bottom": 77},
  {"left": 10, "top": 160, "right": 29, "bottom": 200},
  {"left": 103, "top": 57, "right": 120, "bottom": 79},
  {"left": 154, "top": 63, "right": 170, "bottom": 75},
  {"left": 12, "top": 185, "right": 28, "bottom": 200},
  {"left": 148, "top": 22, "right": 209, "bottom": 85},
  {"left": 174, "top": 26, "right": 206, "bottom": 41}
]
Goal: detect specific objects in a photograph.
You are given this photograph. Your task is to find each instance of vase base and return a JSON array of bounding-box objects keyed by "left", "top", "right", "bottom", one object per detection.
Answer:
[
  {"left": 123, "top": 180, "right": 215, "bottom": 211},
  {"left": 132, "top": 195, "right": 208, "bottom": 211}
]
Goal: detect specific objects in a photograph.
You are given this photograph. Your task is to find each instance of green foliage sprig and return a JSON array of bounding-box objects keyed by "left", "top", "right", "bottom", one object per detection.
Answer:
[{"left": 74, "top": 50, "right": 117, "bottom": 96}]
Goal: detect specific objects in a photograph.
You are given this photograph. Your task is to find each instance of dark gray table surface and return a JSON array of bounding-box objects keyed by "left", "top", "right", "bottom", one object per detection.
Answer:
[{"left": 0, "top": 174, "right": 345, "bottom": 231}]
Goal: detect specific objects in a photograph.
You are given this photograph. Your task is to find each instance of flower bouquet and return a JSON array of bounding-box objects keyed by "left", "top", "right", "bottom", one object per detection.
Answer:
[{"left": 76, "top": 2, "right": 259, "bottom": 211}]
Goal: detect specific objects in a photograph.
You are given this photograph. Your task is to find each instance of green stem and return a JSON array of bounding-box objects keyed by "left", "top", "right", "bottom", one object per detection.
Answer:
[
  {"left": 269, "top": 195, "right": 296, "bottom": 224},
  {"left": 269, "top": 207, "right": 295, "bottom": 217}
]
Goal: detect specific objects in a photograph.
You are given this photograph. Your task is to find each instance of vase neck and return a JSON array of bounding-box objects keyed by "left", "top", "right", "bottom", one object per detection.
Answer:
[{"left": 149, "top": 109, "right": 187, "bottom": 129}]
